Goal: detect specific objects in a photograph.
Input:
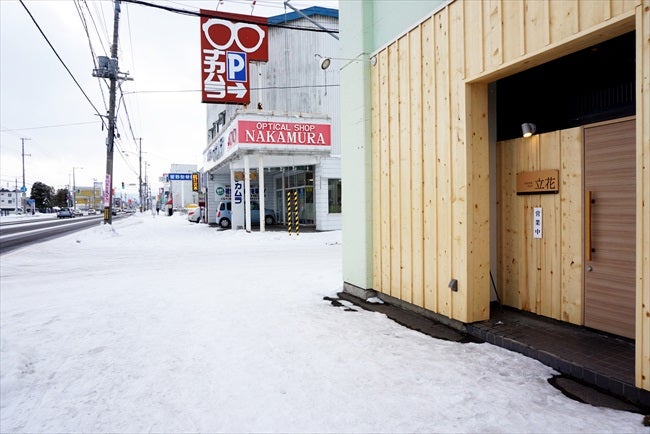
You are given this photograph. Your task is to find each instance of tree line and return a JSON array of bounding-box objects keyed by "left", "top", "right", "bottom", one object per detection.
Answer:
[{"left": 29, "top": 181, "right": 71, "bottom": 210}]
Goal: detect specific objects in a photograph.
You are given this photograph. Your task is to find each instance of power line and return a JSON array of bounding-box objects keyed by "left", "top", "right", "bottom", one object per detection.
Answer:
[
  {"left": 83, "top": 0, "right": 110, "bottom": 55},
  {"left": 1, "top": 121, "right": 100, "bottom": 132},
  {"left": 120, "top": 83, "right": 340, "bottom": 95},
  {"left": 18, "top": 0, "right": 107, "bottom": 130},
  {"left": 75, "top": 0, "right": 110, "bottom": 113},
  {"left": 120, "top": 0, "right": 339, "bottom": 34}
]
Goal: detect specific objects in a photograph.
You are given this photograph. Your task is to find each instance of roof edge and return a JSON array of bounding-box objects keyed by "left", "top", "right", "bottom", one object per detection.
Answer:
[{"left": 267, "top": 6, "right": 338, "bottom": 25}]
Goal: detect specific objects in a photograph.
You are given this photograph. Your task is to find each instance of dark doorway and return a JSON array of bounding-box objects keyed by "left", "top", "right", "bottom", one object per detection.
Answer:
[{"left": 496, "top": 32, "right": 635, "bottom": 141}]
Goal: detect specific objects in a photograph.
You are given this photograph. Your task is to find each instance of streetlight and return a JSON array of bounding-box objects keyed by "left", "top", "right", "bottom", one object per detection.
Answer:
[
  {"left": 72, "top": 166, "right": 83, "bottom": 209},
  {"left": 20, "top": 137, "right": 31, "bottom": 211},
  {"left": 92, "top": 178, "right": 100, "bottom": 210}
]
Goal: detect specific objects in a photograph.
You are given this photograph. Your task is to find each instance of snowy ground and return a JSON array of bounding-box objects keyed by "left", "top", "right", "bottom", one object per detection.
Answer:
[{"left": 1, "top": 213, "right": 647, "bottom": 433}]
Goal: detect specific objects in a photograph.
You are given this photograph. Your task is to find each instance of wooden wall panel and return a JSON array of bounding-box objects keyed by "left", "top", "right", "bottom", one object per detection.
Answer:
[
  {"left": 467, "top": 82, "right": 491, "bottom": 320},
  {"left": 398, "top": 35, "right": 413, "bottom": 304},
  {"left": 579, "top": 0, "right": 612, "bottom": 29},
  {"left": 371, "top": 46, "right": 381, "bottom": 293},
  {"left": 369, "top": 0, "right": 645, "bottom": 347},
  {"left": 421, "top": 17, "right": 438, "bottom": 312},
  {"left": 539, "top": 132, "right": 561, "bottom": 318},
  {"left": 496, "top": 128, "right": 583, "bottom": 325},
  {"left": 465, "top": 0, "right": 484, "bottom": 77},
  {"left": 435, "top": 9, "right": 452, "bottom": 318},
  {"left": 524, "top": 0, "right": 550, "bottom": 52},
  {"left": 560, "top": 127, "right": 583, "bottom": 324},
  {"left": 549, "top": 0, "right": 579, "bottom": 43},
  {"left": 410, "top": 27, "right": 425, "bottom": 308},
  {"left": 450, "top": 1, "right": 468, "bottom": 320},
  {"left": 483, "top": 0, "right": 503, "bottom": 69},
  {"left": 497, "top": 139, "right": 520, "bottom": 307},
  {"left": 501, "top": 0, "right": 525, "bottom": 63},
  {"left": 388, "top": 44, "right": 401, "bottom": 300},
  {"left": 378, "top": 50, "right": 391, "bottom": 296}
]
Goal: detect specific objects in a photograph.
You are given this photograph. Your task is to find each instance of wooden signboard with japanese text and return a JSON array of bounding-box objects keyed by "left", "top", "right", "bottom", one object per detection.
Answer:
[{"left": 516, "top": 169, "right": 559, "bottom": 194}]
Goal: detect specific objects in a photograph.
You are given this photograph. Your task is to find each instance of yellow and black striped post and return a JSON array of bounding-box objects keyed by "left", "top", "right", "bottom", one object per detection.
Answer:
[
  {"left": 287, "top": 191, "right": 292, "bottom": 235},
  {"left": 293, "top": 190, "right": 299, "bottom": 236}
]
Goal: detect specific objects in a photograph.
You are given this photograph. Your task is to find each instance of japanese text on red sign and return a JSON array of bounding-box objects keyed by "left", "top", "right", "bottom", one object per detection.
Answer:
[{"left": 200, "top": 10, "right": 268, "bottom": 104}]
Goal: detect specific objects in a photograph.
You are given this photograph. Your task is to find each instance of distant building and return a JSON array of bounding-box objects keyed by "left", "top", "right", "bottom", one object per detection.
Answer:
[
  {"left": 201, "top": 7, "right": 340, "bottom": 231},
  {"left": 0, "top": 188, "right": 20, "bottom": 215},
  {"left": 73, "top": 185, "right": 103, "bottom": 210},
  {"left": 166, "top": 164, "right": 198, "bottom": 211}
]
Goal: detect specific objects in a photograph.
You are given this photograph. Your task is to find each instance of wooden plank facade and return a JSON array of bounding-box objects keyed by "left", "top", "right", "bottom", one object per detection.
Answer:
[{"left": 370, "top": 0, "right": 649, "bottom": 390}]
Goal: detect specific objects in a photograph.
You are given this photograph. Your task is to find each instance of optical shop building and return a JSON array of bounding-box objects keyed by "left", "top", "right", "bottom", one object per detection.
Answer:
[
  {"left": 199, "top": 7, "right": 341, "bottom": 231},
  {"left": 340, "top": 0, "right": 650, "bottom": 400}
]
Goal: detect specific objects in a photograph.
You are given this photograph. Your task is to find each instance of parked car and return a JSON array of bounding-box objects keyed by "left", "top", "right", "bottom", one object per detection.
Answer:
[
  {"left": 187, "top": 206, "right": 202, "bottom": 223},
  {"left": 57, "top": 208, "right": 75, "bottom": 218},
  {"left": 87, "top": 209, "right": 97, "bottom": 215},
  {"left": 73, "top": 209, "right": 83, "bottom": 217},
  {"left": 216, "top": 201, "right": 276, "bottom": 228}
]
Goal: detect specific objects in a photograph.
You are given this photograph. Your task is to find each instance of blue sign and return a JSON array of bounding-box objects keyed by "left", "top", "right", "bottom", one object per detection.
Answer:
[
  {"left": 234, "top": 181, "right": 243, "bottom": 204},
  {"left": 20, "top": 186, "right": 27, "bottom": 193},
  {"left": 168, "top": 173, "right": 192, "bottom": 181},
  {"left": 226, "top": 51, "right": 247, "bottom": 82}
]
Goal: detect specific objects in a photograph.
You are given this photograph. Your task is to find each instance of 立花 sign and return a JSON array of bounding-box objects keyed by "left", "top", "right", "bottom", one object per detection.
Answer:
[{"left": 516, "top": 169, "right": 559, "bottom": 195}]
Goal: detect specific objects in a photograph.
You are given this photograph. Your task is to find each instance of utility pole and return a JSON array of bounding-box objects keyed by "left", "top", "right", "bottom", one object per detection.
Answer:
[
  {"left": 93, "top": 0, "right": 131, "bottom": 224},
  {"left": 20, "top": 137, "right": 31, "bottom": 211},
  {"left": 72, "top": 166, "right": 83, "bottom": 209},
  {"left": 144, "top": 162, "right": 149, "bottom": 211},
  {"left": 138, "top": 137, "right": 143, "bottom": 213}
]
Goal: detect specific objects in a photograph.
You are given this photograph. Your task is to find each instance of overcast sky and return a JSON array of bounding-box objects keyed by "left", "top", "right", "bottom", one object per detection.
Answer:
[{"left": 0, "top": 0, "right": 338, "bottom": 196}]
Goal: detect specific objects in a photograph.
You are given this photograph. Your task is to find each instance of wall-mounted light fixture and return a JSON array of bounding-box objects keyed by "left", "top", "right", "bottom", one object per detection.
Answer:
[
  {"left": 521, "top": 123, "right": 536, "bottom": 138},
  {"left": 315, "top": 53, "right": 371, "bottom": 70}
]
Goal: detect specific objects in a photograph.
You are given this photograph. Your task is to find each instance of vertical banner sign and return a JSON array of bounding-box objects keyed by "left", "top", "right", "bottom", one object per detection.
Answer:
[
  {"left": 200, "top": 10, "right": 268, "bottom": 104},
  {"left": 192, "top": 172, "right": 199, "bottom": 192},
  {"left": 103, "top": 174, "right": 111, "bottom": 207},
  {"left": 232, "top": 180, "right": 245, "bottom": 228},
  {"left": 533, "top": 207, "right": 543, "bottom": 239}
]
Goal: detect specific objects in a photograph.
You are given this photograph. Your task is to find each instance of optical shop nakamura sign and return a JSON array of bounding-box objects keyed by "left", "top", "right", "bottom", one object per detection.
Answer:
[{"left": 238, "top": 121, "right": 331, "bottom": 146}]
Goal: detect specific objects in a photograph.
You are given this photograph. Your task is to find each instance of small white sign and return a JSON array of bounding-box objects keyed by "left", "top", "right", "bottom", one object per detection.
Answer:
[
  {"left": 533, "top": 207, "right": 543, "bottom": 239},
  {"left": 103, "top": 174, "right": 111, "bottom": 207},
  {"left": 232, "top": 180, "right": 245, "bottom": 228}
]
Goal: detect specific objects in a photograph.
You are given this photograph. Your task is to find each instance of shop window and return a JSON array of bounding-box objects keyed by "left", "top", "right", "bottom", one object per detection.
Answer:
[{"left": 328, "top": 179, "right": 341, "bottom": 214}]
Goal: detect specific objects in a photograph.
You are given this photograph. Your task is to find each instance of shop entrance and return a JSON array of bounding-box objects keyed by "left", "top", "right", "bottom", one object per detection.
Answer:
[
  {"left": 584, "top": 118, "right": 636, "bottom": 339},
  {"left": 274, "top": 167, "right": 315, "bottom": 225}
]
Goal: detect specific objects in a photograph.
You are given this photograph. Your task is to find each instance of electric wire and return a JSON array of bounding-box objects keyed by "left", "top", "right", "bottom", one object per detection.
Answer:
[
  {"left": 83, "top": 0, "right": 110, "bottom": 55},
  {"left": 18, "top": 0, "right": 107, "bottom": 130},
  {"left": 74, "top": 0, "right": 110, "bottom": 113},
  {"left": 1, "top": 121, "right": 101, "bottom": 132},
  {"left": 121, "top": 84, "right": 339, "bottom": 95},
  {"left": 120, "top": 0, "right": 339, "bottom": 34}
]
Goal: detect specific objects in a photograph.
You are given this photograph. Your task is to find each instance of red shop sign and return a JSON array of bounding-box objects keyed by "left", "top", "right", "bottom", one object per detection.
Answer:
[
  {"left": 200, "top": 10, "right": 268, "bottom": 104},
  {"left": 238, "top": 120, "right": 331, "bottom": 146}
]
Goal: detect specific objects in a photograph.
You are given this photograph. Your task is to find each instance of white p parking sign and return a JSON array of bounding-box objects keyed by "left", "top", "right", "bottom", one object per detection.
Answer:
[{"left": 227, "top": 52, "right": 247, "bottom": 82}]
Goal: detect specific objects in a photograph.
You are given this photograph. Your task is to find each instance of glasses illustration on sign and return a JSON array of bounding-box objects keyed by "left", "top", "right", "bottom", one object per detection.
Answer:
[
  {"left": 202, "top": 19, "right": 266, "bottom": 53},
  {"left": 200, "top": 11, "right": 268, "bottom": 105}
]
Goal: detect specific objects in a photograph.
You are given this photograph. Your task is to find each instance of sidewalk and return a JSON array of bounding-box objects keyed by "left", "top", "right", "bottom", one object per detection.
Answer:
[{"left": 337, "top": 291, "right": 650, "bottom": 416}]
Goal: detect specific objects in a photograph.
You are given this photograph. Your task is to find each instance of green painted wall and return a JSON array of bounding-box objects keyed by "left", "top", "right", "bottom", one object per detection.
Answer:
[
  {"left": 340, "top": 0, "right": 373, "bottom": 289},
  {"left": 370, "top": 1, "right": 447, "bottom": 49},
  {"left": 340, "top": 1, "right": 445, "bottom": 290}
]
